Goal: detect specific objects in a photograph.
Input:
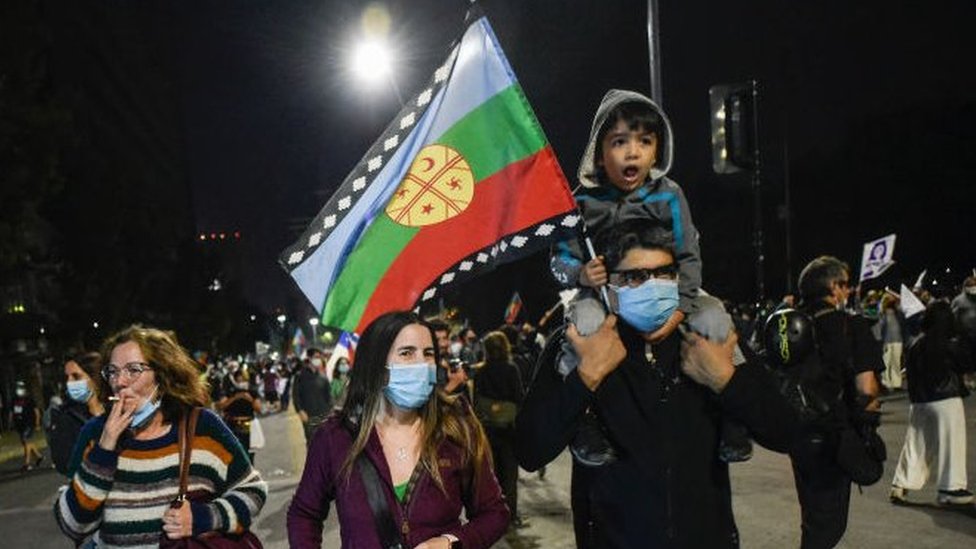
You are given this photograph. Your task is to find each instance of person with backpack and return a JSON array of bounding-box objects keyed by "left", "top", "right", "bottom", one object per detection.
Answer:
[
  {"left": 790, "top": 256, "right": 884, "bottom": 549},
  {"left": 46, "top": 352, "right": 106, "bottom": 476}
]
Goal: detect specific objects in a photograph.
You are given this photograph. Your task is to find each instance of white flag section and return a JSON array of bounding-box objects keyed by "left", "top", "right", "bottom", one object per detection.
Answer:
[
  {"left": 899, "top": 284, "right": 926, "bottom": 318},
  {"left": 912, "top": 269, "right": 927, "bottom": 290},
  {"left": 859, "top": 233, "right": 897, "bottom": 282}
]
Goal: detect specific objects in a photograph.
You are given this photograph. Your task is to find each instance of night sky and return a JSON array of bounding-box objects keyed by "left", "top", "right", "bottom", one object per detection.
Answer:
[{"left": 63, "top": 0, "right": 976, "bottom": 330}]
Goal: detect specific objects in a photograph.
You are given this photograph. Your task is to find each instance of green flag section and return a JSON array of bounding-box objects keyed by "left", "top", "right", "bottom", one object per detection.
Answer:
[{"left": 323, "top": 82, "right": 570, "bottom": 332}]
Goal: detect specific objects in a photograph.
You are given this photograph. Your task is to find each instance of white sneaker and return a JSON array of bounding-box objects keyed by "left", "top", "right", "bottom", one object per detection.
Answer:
[{"left": 937, "top": 489, "right": 974, "bottom": 505}]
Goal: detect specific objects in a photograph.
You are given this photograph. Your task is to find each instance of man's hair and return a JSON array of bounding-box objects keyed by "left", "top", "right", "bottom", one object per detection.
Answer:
[
  {"left": 596, "top": 218, "right": 675, "bottom": 270},
  {"left": 798, "top": 256, "right": 850, "bottom": 301},
  {"left": 594, "top": 101, "right": 666, "bottom": 170},
  {"left": 428, "top": 318, "right": 449, "bottom": 334}
]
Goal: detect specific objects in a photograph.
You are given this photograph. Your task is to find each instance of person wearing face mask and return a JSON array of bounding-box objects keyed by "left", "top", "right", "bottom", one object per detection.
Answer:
[
  {"left": 217, "top": 369, "right": 262, "bottom": 463},
  {"left": 46, "top": 352, "right": 105, "bottom": 476},
  {"left": 11, "top": 380, "right": 44, "bottom": 472},
  {"left": 791, "top": 256, "right": 883, "bottom": 548},
  {"left": 292, "top": 347, "right": 334, "bottom": 444},
  {"left": 55, "top": 325, "right": 267, "bottom": 547},
  {"left": 517, "top": 220, "right": 800, "bottom": 548},
  {"left": 330, "top": 357, "right": 352, "bottom": 407},
  {"left": 288, "top": 311, "right": 509, "bottom": 549}
]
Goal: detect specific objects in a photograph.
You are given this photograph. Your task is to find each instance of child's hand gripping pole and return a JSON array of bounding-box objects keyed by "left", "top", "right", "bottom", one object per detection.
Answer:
[{"left": 584, "top": 236, "right": 612, "bottom": 310}]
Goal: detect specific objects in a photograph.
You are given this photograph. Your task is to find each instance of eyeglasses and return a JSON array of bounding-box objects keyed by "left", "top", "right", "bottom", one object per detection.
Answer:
[
  {"left": 609, "top": 265, "right": 678, "bottom": 287},
  {"left": 101, "top": 362, "right": 153, "bottom": 382}
]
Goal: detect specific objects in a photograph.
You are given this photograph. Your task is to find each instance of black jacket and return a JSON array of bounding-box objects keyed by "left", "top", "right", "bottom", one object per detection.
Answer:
[
  {"left": 905, "top": 335, "right": 970, "bottom": 403},
  {"left": 291, "top": 367, "right": 333, "bottom": 418},
  {"left": 516, "top": 325, "right": 798, "bottom": 548},
  {"left": 47, "top": 401, "right": 94, "bottom": 476}
]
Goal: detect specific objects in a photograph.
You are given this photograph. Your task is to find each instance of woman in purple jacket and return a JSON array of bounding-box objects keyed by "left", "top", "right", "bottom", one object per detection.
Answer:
[{"left": 287, "top": 311, "right": 509, "bottom": 548}]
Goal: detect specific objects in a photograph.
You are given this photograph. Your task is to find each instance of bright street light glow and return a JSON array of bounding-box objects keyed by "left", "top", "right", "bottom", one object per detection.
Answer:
[
  {"left": 309, "top": 317, "right": 320, "bottom": 326},
  {"left": 351, "top": 40, "right": 392, "bottom": 83}
]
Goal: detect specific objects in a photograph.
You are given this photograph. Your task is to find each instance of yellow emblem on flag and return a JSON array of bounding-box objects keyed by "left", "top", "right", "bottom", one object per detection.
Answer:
[{"left": 386, "top": 144, "right": 474, "bottom": 227}]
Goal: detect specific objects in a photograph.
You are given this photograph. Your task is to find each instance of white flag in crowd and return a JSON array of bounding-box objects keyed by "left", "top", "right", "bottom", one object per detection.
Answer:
[
  {"left": 859, "top": 233, "right": 896, "bottom": 282},
  {"left": 899, "top": 284, "right": 926, "bottom": 318}
]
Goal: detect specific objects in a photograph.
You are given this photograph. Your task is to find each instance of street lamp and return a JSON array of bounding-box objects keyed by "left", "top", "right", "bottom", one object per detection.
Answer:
[
  {"left": 349, "top": 4, "right": 403, "bottom": 105},
  {"left": 309, "top": 317, "right": 320, "bottom": 343},
  {"left": 350, "top": 40, "right": 403, "bottom": 105}
]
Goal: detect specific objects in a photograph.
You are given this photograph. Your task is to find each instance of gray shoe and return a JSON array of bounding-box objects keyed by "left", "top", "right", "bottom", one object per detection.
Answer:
[{"left": 937, "top": 489, "right": 974, "bottom": 505}]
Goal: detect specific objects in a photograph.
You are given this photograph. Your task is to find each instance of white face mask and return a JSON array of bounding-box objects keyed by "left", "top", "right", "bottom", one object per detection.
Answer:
[
  {"left": 310, "top": 358, "right": 323, "bottom": 368},
  {"left": 966, "top": 286, "right": 976, "bottom": 297}
]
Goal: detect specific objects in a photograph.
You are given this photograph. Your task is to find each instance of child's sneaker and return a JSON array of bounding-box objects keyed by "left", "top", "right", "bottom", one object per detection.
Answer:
[
  {"left": 937, "top": 489, "right": 974, "bottom": 506},
  {"left": 889, "top": 486, "right": 909, "bottom": 504},
  {"left": 719, "top": 437, "right": 753, "bottom": 463}
]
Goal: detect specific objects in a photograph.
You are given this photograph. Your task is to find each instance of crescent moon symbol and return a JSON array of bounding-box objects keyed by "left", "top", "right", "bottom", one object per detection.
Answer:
[{"left": 420, "top": 157, "right": 435, "bottom": 172}]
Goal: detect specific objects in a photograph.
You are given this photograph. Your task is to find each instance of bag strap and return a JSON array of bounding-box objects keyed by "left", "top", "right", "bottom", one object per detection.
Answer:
[
  {"left": 175, "top": 407, "right": 202, "bottom": 504},
  {"left": 355, "top": 452, "right": 403, "bottom": 549}
]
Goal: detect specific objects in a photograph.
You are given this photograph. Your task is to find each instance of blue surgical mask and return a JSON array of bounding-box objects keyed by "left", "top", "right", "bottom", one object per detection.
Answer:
[
  {"left": 384, "top": 362, "right": 435, "bottom": 410},
  {"left": 66, "top": 380, "right": 93, "bottom": 403},
  {"left": 130, "top": 386, "right": 160, "bottom": 430},
  {"left": 614, "top": 278, "right": 679, "bottom": 333}
]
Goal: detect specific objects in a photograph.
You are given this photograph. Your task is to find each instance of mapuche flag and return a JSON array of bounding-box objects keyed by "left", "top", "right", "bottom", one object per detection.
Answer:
[
  {"left": 504, "top": 292, "right": 523, "bottom": 325},
  {"left": 280, "top": 15, "right": 579, "bottom": 333}
]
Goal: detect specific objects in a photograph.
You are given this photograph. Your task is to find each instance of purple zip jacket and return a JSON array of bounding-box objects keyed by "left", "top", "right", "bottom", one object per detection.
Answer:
[{"left": 287, "top": 415, "right": 509, "bottom": 548}]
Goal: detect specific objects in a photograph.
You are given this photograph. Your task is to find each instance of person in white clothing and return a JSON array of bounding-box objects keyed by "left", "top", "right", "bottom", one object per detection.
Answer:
[{"left": 890, "top": 301, "right": 973, "bottom": 505}]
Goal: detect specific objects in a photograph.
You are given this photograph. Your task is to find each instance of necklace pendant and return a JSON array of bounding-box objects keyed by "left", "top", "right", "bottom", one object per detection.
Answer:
[{"left": 396, "top": 447, "right": 408, "bottom": 461}]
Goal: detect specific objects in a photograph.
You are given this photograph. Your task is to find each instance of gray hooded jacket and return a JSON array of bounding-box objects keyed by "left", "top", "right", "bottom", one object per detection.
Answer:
[{"left": 551, "top": 90, "right": 702, "bottom": 312}]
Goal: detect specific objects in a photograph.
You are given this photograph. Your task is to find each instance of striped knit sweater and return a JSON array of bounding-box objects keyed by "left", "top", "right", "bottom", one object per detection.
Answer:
[{"left": 54, "top": 408, "right": 267, "bottom": 548}]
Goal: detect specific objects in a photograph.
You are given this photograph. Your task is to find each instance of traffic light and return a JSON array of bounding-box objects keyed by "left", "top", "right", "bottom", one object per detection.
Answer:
[{"left": 709, "top": 82, "right": 758, "bottom": 174}]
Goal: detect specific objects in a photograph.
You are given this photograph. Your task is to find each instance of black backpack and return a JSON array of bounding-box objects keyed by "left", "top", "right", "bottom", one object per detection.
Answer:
[
  {"left": 45, "top": 403, "right": 90, "bottom": 476},
  {"left": 762, "top": 309, "right": 843, "bottom": 427},
  {"left": 762, "top": 308, "right": 886, "bottom": 485}
]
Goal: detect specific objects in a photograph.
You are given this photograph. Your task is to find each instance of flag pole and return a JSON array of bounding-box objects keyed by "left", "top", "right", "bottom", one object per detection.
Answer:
[{"left": 584, "top": 236, "right": 612, "bottom": 310}]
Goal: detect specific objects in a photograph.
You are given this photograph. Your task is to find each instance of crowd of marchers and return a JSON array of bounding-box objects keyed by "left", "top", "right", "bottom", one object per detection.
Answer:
[{"left": 10, "top": 86, "right": 974, "bottom": 549}]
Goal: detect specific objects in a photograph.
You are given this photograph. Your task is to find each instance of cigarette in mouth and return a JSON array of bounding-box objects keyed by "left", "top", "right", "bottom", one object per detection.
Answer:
[{"left": 108, "top": 396, "right": 121, "bottom": 401}]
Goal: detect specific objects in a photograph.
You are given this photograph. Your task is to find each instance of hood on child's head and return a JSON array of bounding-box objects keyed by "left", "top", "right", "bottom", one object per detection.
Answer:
[{"left": 577, "top": 89, "right": 674, "bottom": 189}]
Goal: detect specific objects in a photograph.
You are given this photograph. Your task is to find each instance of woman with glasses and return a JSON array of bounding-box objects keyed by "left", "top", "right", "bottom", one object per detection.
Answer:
[
  {"left": 55, "top": 325, "right": 267, "bottom": 547},
  {"left": 288, "top": 311, "right": 509, "bottom": 549},
  {"left": 47, "top": 352, "right": 105, "bottom": 476}
]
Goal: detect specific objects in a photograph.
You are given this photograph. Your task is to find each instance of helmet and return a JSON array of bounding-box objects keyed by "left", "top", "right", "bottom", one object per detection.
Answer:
[{"left": 763, "top": 308, "right": 814, "bottom": 369}]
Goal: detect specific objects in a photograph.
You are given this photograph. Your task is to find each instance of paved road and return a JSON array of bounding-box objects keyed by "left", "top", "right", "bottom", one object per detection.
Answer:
[{"left": 1, "top": 393, "right": 973, "bottom": 547}]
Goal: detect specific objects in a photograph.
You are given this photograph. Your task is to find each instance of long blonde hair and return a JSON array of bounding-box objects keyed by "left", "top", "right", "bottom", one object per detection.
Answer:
[{"left": 339, "top": 312, "right": 491, "bottom": 494}]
